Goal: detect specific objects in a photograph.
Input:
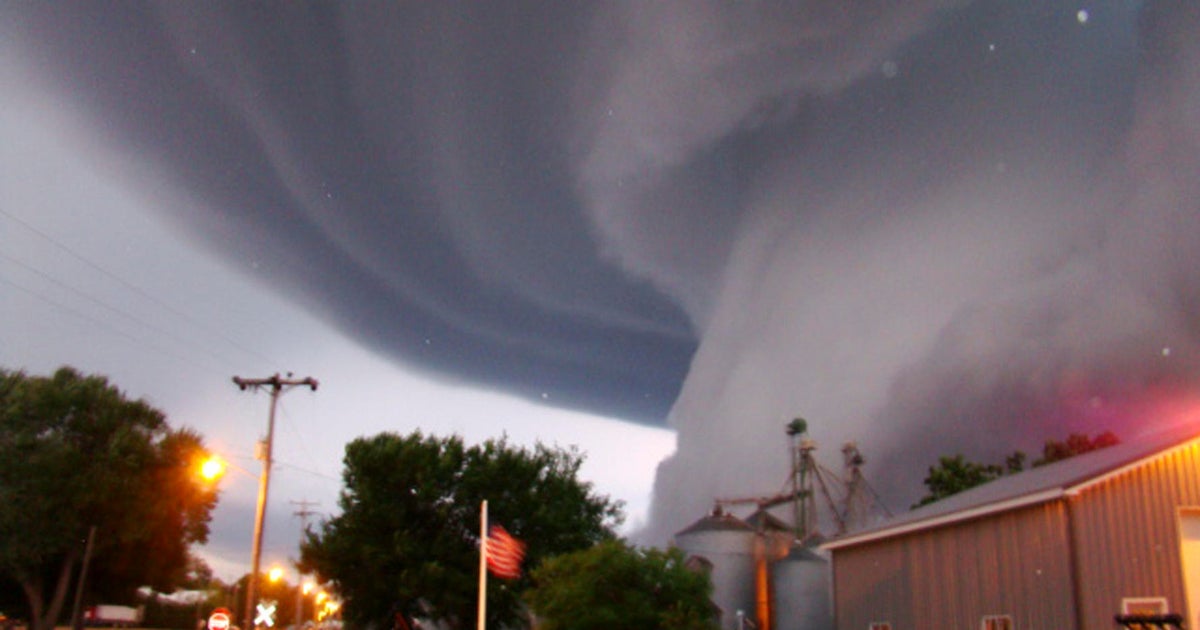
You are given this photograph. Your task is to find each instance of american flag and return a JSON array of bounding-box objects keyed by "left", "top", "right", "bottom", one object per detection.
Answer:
[{"left": 484, "top": 524, "right": 526, "bottom": 579}]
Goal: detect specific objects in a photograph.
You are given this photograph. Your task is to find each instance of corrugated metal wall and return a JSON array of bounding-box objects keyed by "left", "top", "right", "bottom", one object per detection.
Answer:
[
  {"left": 1069, "top": 442, "right": 1200, "bottom": 628},
  {"left": 832, "top": 441, "right": 1200, "bottom": 630},
  {"left": 832, "top": 503, "right": 1076, "bottom": 630}
]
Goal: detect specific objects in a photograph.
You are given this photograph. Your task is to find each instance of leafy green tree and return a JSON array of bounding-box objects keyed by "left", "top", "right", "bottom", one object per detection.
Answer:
[
  {"left": 1034, "top": 431, "right": 1119, "bottom": 466},
  {"left": 299, "top": 431, "right": 622, "bottom": 630},
  {"left": 912, "top": 455, "right": 1006, "bottom": 508},
  {"left": 913, "top": 432, "right": 1120, "bottom": 508},
  {"left": 0, "top": 367, "right": 220, "bottom": 630},
  {"left": 1004, "top": 450, "right": 1027, "bottom": 473},
  {"left": 524, "top": 540, "right": 717, "bottom": 630}
]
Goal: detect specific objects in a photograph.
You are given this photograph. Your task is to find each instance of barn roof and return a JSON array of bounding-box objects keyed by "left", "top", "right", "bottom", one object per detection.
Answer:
[{"left": 824, "top": 418, "right": 1200, "bottom": 550}]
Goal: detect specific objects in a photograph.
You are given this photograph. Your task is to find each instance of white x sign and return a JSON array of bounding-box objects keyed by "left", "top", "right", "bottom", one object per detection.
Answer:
[{"left": 255, "top": 602, "right": 277, "bottom": 627}]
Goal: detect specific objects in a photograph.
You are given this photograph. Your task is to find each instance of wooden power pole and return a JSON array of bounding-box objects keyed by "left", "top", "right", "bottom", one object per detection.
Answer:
[{"left": 233, "top": 374, "right": 318, "bottom": 630}]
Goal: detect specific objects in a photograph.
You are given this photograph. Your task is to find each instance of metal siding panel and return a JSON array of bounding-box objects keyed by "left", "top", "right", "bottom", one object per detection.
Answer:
[
  {"left": 833, "top": 541, "right": 912, "bottom": 630},
  {"left": 942, "top": 529, "right": 962, "bottom": 625},
  {"left": 831, "top": 503, "right": 1074, "bottom": 630},
  {"left": 1070, "top": 443, "right": 1200, "bottom": 628},
  {"left": 909, "top": 536, "right": 929, "bottom": 628},
  {"left": 1074, "top": 475, "right": 1120, "bottom": 626},
  {"left": 979, "top": 523, "right": 999, "bottom": 614},
  {"left": 1152, "top": 458, "right": 1175, "bottom": 595},
  {"left": 832, "top": 442, "right": 1200, "bottom": 630},
  {"left": 1029, "top": 502, "right": 1074, "bottom": 627}
]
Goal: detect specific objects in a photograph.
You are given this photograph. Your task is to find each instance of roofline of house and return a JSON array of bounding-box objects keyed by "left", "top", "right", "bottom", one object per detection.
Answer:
[
  {"left": 1064, "top": 435, "right": 1200, "bottom": 496},
  {"left": 823, "top": 431, "right": 1200, "bottom": 552},
  {"left": 822, "top": 487, "right": 1066, "bottom": 550}
]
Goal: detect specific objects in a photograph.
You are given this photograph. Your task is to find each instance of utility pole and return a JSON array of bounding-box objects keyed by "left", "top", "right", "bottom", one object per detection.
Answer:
[
  {"left": 233, "top": 374, "right": 318, "bottom": 630},
  {"left": 291, "top": 499, "right": 319, "bottom": 543},
  {"left": 69, "top": 525, "right": 97, "bottom": 630},
  {"left": 291, "top": 500, "right": 319, "bottom": 629}
]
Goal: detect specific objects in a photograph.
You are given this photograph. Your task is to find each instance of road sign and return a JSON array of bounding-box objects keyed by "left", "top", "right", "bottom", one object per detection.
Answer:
[
  {"left": 208, "top": 609, "right": 231, "bottom": 630},
  {"left": 255, "top": 602, "right": 277, "bottom": 628}
]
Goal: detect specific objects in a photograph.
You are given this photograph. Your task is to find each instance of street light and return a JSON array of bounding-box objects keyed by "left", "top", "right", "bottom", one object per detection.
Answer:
[
  {"left": 72, "top": 450, "right": 224, "bottom": 630},
  {"left": 297, "top": 580, "right": 315, "bottom": 629},
  {"left": 321, "top": 601, "right": 340, "bottom": 622},
  {"left": 200, "top": 455, "right": 227, "bottom": 482},
  {"left": 266, "top": 566, "right": 321, "bottom": 628}
]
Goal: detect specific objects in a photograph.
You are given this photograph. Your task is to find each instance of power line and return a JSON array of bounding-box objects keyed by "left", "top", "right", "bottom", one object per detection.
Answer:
[
  {"left": 1, "top": 251, "right": 246, "bottom": 371},
  {"left": 292, "top": 499, "right": 321, "bottom": 530},
  {"left": 275, "top": 461, "right": 340, "bottom": 483},
  {"left": 0, "top": 208, "right": 279, "bottom": 370},
  {"left": 276, "top": 399, "right": 334, "bottom": 484},
  {"left": 0, "top": 274, "right": 229, "bottom": 379}
]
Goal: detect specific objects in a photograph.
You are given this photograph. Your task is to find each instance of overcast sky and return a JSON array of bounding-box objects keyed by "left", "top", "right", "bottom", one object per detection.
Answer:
[{"left": 4, "top": 0, "right": 1200, "bottom": 582}]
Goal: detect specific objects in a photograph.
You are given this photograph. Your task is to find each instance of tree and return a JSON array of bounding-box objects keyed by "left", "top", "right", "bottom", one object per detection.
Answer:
[
  {"left": 913, "top": 432, "right": 1120, "bottom": 508},
  {"left": 0, "top": 367, "right": 220, "bottom": 630},
  {"left": 524, "top": 540, "right": 717, "bottom": 630},
  {"left": 1034, "top": 431, "right": 1119, "bottom": 466},
  {"left": 912, "top": 455, "right": 1007, "bottom": 508},
  {"left": 299, "top": 431, "right": 623, "bottom": 630}
]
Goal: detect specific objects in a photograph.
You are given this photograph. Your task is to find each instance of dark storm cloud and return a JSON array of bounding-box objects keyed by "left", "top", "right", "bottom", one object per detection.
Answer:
[
  {"left": 640, "top": 0, "right": 1200, "bottom": 540},
  {"left": 568, "top": 0, "right": 970, "bottom": 318},
  {"left": 3, "top": 0, "right": 967, "bottom": 426},
  {"left": 869, "top": 0, "right": 1200, "bottom": 492},
  {"left": 3, "top": 2, "right": 696, "bottom": 422},
  {"left": 7, "top": 0, "right": 1200, "bottom": 540}
]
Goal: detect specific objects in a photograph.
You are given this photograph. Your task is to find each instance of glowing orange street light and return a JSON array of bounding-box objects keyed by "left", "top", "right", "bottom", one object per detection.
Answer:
[
  {"left": 200, "top": 455, "right": 227, "bottom": 482},
  {"left": 317, "top": 599, "right": 340, "bottom": 622},
  {"left": 268, "top": 566, "right": 284, "bottom": 583}
]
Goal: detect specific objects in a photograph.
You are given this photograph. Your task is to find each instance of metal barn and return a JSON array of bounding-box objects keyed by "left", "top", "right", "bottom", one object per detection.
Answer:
[{"left": 823, "top": 422, "right": 1200, "bottom": 629}]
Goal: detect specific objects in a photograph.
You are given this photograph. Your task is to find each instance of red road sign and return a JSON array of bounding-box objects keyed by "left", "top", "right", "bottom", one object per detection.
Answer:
[{"left": 208, "top": 610, "right": 231, "bottom": 630}]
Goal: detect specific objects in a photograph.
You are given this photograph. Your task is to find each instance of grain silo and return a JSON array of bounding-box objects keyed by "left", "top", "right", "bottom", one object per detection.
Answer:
[
  {"left": 772, "top": 544, "right": 832, "bottom": 630},
  {"left": 674, "top": 419, "right": 885, "bottom": 630},
  {"left": 673, "top": 507, "right": 758, "bottom": 629}
]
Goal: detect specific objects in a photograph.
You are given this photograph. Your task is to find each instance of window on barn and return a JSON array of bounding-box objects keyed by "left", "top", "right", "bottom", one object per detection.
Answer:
[
  {"left": 1121, "top": 597, "right": 1168, "bottom": 616},
  {"left": 980, "top": 615, "right": 1013, "bottom": 630},
  {"left": 867, "top": 623, "right": 891, "bottom": 630}
]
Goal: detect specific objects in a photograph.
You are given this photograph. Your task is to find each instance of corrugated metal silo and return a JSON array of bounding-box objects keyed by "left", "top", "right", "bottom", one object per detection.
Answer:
[
  {"left": 674, "top": 507, "right": 758, "bottom": 629},
  {"left": 772, "top": 544, "right": 832, "bottom": 630}
]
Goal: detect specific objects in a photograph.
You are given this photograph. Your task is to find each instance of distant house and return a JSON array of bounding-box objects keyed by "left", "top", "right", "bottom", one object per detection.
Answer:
[{"left": 823, "top": 421, "right": 1200, "bottom": 629}]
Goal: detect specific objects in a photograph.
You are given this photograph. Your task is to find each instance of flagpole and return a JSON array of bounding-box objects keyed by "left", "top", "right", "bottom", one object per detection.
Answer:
[{"left": 478, "top": 500, "right": 488, "bottom": 630}]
